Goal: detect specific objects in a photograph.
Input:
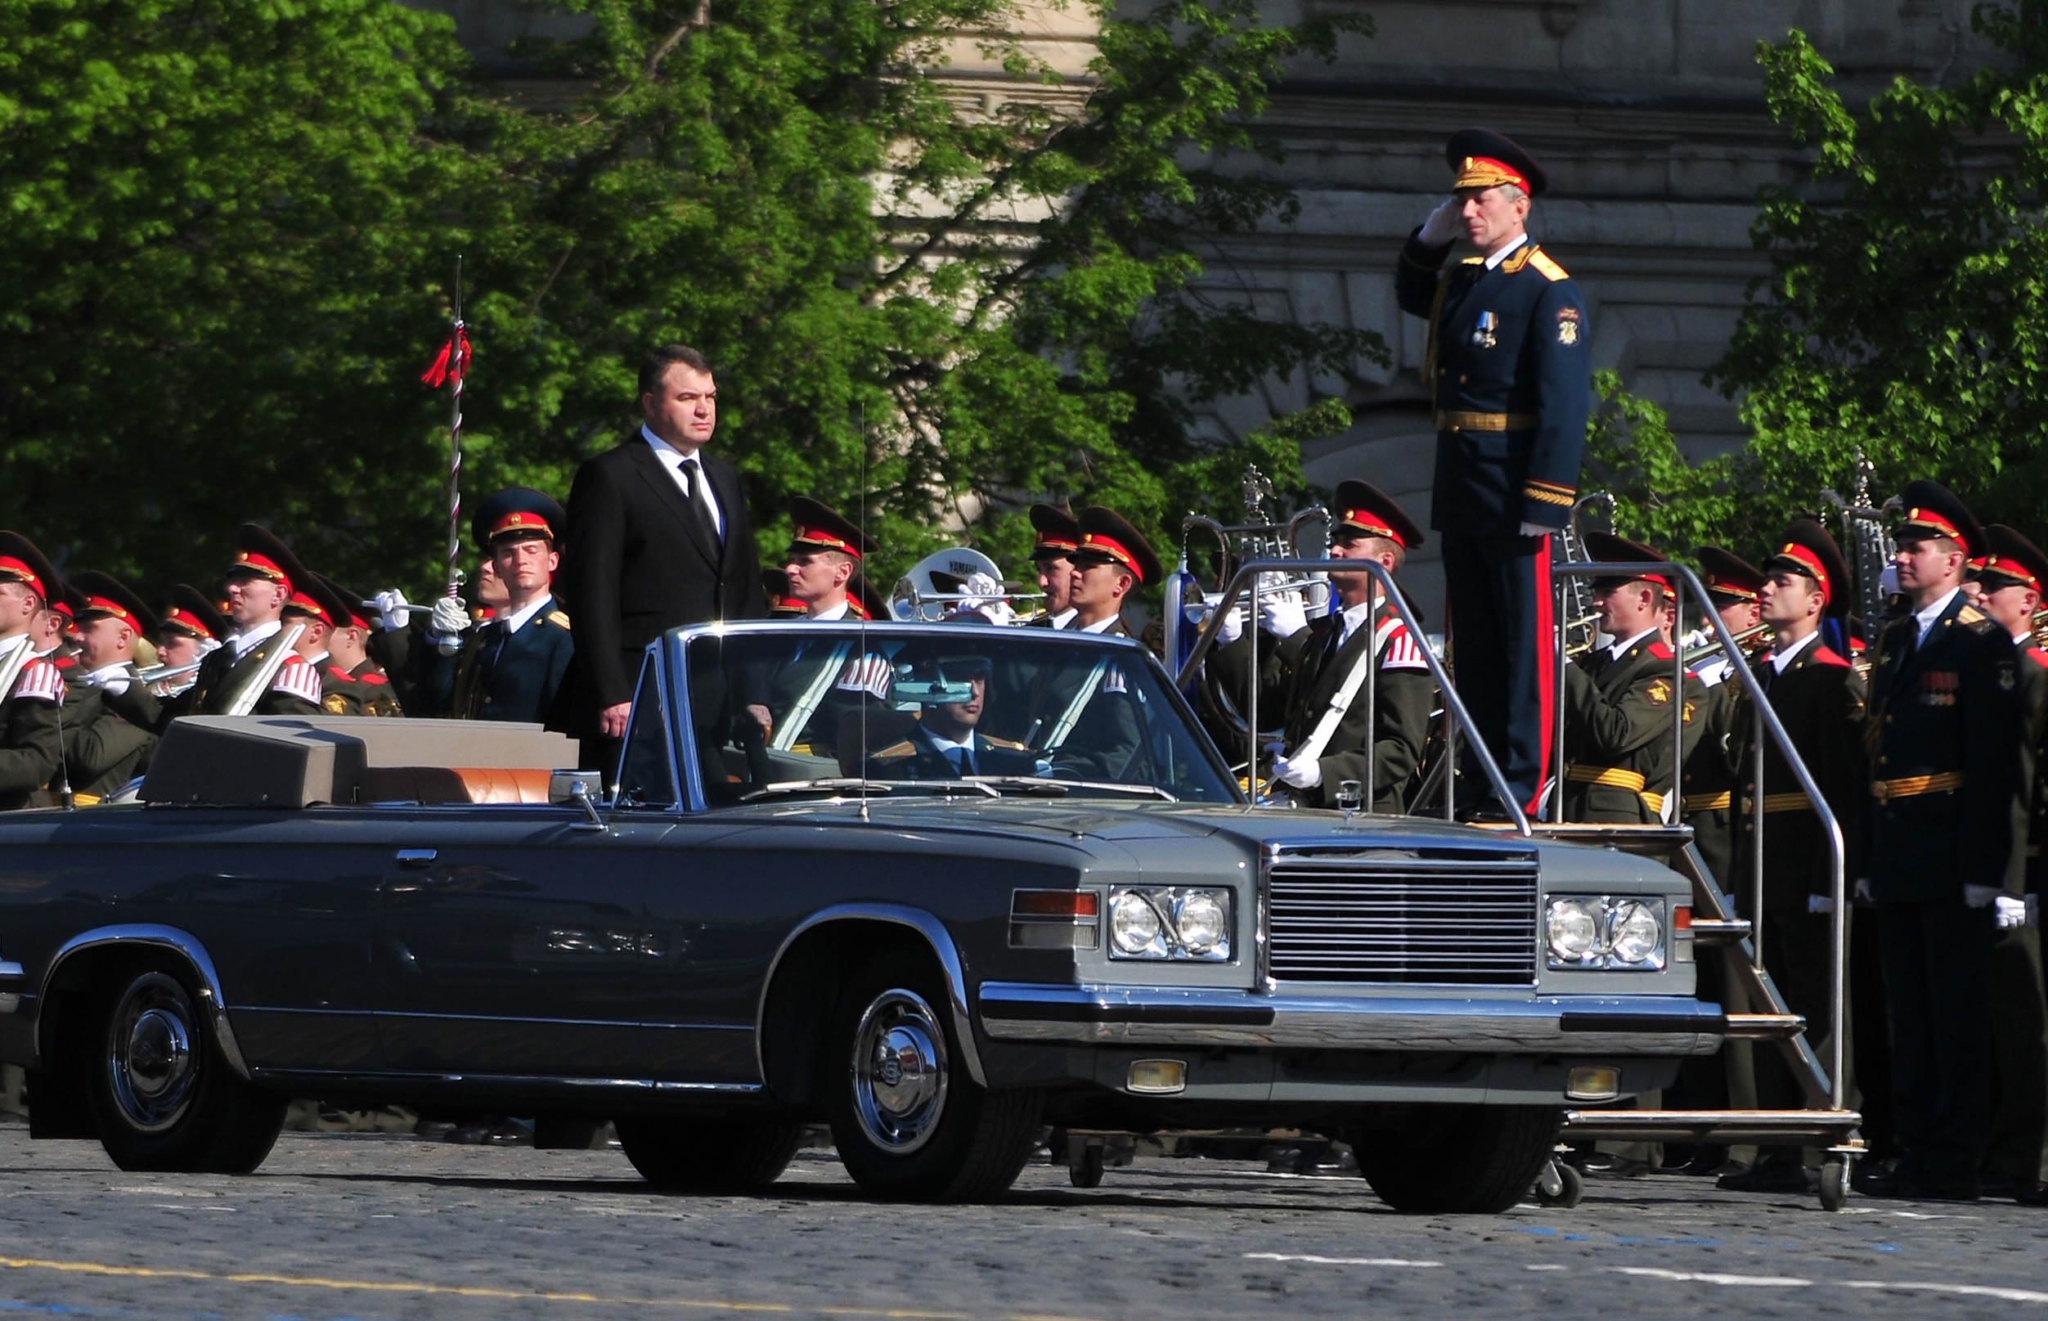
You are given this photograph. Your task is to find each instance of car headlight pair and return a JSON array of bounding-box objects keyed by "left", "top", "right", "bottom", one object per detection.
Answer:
[
  {"left": 1109, "top": 887, "right": 1232, "bottom": 961},
  {"left": 1546, "top": 896, "right": 1667, "bottom": 970}
]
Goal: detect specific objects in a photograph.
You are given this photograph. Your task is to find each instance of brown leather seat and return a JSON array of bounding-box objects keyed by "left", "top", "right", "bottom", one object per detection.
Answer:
[{"left": 362, "top": 766, "right": 555, "bottom": 805}]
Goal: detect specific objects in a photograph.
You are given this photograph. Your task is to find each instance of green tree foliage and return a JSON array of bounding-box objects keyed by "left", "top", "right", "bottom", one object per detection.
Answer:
[
  {"left": 1582, "top": 371, "right": 1740, "bottom": 556},
  {"left": 0, "top": 0, "right": 1380, "bottom": 601},
  {"left": 1705, "top": 3, "right": 2048, "bottom": 538}
]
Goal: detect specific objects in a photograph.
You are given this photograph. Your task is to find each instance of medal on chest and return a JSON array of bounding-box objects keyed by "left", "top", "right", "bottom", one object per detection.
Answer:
[{"left": 1471, "top": 311, "right": 1498, "bottom": 350}]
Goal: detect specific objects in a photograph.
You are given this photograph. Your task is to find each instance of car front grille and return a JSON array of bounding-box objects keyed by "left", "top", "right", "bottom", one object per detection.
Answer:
[{"left": 1265, "top": 845, "right": 1539, "bottom": 986}]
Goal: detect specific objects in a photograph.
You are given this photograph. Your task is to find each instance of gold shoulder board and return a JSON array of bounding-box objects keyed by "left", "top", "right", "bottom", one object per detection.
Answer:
[
  {"left": 982, "top": 736, "right": 1028, "bottom": 751},
  {"left": 875, "top": 740, "right": 915, "bottom": 758},
  {"left": 1958, "top": 604, "right": 1986, "bottom": 625},
  {"left": 546, "top": 610, "right": 571, "bottom": 630},
  {"left": 1529, "top": 249, "right": 1570, "bottom": 282}
]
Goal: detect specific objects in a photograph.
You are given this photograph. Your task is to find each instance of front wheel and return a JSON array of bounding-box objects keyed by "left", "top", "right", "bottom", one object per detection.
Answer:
[
  {"left": 86, "top": 963, "right": 285, "bottom": 1173},
  {"left": 826, "top": 950, "right": 1041, "bottom": 1202},
  {"left": 1353, "top": 1104, "right": 1562, "bottom": 1214}
]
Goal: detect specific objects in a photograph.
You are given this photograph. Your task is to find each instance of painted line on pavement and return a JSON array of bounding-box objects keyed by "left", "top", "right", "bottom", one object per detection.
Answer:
[
  {"left": 1243, "top": 1253, "right": 1442, "bottom": 1268},
  {"left": 0, "top": 1256, "right": 1106, "bottom": 1321}
]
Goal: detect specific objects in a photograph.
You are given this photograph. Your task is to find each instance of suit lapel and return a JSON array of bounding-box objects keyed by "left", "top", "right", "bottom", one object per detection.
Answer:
[
  {"left": 627, "top": 442, "right": 718, "bottom": 569},
  {"left": 703, "top": 455, "right": 746, "bottom": 574}
]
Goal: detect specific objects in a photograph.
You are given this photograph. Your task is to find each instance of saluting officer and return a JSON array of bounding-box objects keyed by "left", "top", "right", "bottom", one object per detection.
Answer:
[
  {"left": 0, "top": 534, "right": 69, "bottom": 810},
  {"left": 1559, "top": 534, "right": 1701, "bottom": 825},
  {"left": 1212, "top": 480, "right": 1434, "bottom": 813},
  {"left": 62, "top": 572, "right": 163, "bottom": 800},
  {"left": 1681, "top": 549, "right": 1769, "bottom": 888},
  {"left": 1864, "top": 482, "right": 2020, "bottom": 1201},
  {"left": 422, "top": 488, "right": 575, "bottom": 725},
  {"left": 1717, "top": 521, "right": 1867, "bottom": 1193},
  {"left": 1967, "top": 524, "right": 2048, "bottom": 1201},
  {"left": 1396, "top": 128, "right": 1591, "bottom": 818}
]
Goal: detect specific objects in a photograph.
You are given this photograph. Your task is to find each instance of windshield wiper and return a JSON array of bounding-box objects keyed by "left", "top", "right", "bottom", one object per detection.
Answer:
[
  {"left": 741, "top": 778, "right": 894, "bottom": 802},
  {"left": 968, "top": 776, "right": 1178, "bottom": 802}
]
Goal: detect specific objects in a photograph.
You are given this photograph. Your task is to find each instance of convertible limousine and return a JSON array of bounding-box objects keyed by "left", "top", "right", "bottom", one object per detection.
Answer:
[{"left": 0, "top": 623, "right": 1719, "bottom": 1211}]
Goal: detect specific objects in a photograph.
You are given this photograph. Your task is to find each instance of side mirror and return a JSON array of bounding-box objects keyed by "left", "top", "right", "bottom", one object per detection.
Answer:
[{"left": 550, "top": 769, "right": 606, "bottom": 830}]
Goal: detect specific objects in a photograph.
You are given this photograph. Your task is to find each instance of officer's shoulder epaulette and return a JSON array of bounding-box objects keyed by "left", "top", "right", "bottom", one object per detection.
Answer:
[
  {"left": 874, "top": 740, "right": 915, "bottom": 758},
  {"left": 1647, "top": 640, "right": 1675, "bottom": 661},
  {"left": 1956, "top": 604, "right": 1994, "bottom": 631},
  {"left": 1528, "top": 249, "right": 1569, "bottom": 282},
  {"left": 545, "top": 610, "right": 571, "bottom": 630},
  {"left": 360, "top": 669, "right": 390, "bottom": 686},
  {"left": 1812, "top": 646, "right": 1851, "bottom": 669},
  {"left": 2026, "top": 646, "right": 2048, "bottom": 670},
  {"left": 981, "top": 736, "right": 1028, "bottom": 751},
  {"left": 1459, "top": 256, "right": 1484, "bottom": 266}
]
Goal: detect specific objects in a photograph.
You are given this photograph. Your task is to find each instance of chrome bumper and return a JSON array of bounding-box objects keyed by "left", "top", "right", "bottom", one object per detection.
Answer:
[{"left": 976, "top": 983, "right": 1723, "bottom": 1056}]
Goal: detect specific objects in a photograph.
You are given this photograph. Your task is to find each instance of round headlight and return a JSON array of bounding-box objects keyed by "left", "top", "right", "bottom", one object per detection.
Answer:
[
  {"left": 1545, "top": 898, "right": 1600, "bottom": 962},
  {"left": 1609, "top": 900, "right": 1662, "bottom": 964},
  {"left": 1175, "top": 893, "right": 1227, "bottom": 954},
  {"left": 1110, "top": 892, "right": 1162, "bottom": 955}
]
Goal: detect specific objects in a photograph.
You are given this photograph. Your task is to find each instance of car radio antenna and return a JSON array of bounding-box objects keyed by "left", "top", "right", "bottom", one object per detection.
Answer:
[{"left": 857, "top": 399, "right": 871, "bottom": 824}]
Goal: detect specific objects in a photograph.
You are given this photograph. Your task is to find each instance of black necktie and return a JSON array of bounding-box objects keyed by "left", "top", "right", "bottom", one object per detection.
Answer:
[{"left": 677, "top": 458, "right": 721, "bottom": 549}]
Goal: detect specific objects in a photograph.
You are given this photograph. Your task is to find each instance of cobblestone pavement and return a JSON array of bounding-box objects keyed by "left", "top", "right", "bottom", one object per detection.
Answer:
[{"left": 0, "top": 1129, "right": 2044, "bottom": 1319}]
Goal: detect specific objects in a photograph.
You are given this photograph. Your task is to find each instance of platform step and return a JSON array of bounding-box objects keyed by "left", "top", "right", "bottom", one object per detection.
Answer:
[
  {"left": 1721, "top": 1012, "right": 1806, "bottom": 1040},
  {"left": 1687, "top": 918, "right": 1751, "bottom": 946},
  {"left": 1561, "top": 1109, "right": 1862, "bottom": 1145}
]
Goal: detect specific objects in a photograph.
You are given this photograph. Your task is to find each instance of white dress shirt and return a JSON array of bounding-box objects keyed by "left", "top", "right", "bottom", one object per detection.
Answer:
[
  {"left": 641, "top": 424, "right": 725, "bottom": 538},
  {"left": 1914, "top": 588, "right": 1960, "bottom": 646},
  {"left": 1484, "top": 232, "right": 1530, "bottom": 270},
  {"left": 498, "top": 593, "right": 554, "bottom": 636},
  {"left": 228, "top": 619, "right": 281, "bottom": 662},
  {"left": 1771, "top": 629, "right": 1819, "bottom": 674},
  {"left": 1606, "top": 627, "right": 1659, "bottom": 664},
  {"left": 807, "top": 600, "right": 850, "bottom": 622}
]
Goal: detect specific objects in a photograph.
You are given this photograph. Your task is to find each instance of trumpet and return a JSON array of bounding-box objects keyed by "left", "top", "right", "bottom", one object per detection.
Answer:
[
  {"left": 1560, "top": 613, "right": 1607, "bottom": 657},
  {"left": 134, "top": 659, "right": 204, "bottom": 698},
  {"left": 1679, "top": 622, "right": 1772, "bottom": 668}
]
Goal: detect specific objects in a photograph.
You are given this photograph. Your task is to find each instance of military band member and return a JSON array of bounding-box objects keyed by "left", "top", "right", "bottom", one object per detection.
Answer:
[
  {"left": 763, "top": 570, "right": 805, "bottom": 617},
  {"left": 0, "top": 533, "right": 68, "bottom": 810},
  {"left": 781, "top": 499, "right": 878, "bottom": 621},
  {"left": 277, "top": 573, "right": 363, "bottom": 715},
  {"left": 318, "top": 579, "right": 403, "bottom": 717},
  {"left": 1559, "top": 534, "right": 1701, "bottom": 825},
  {"left": 62, "top": 571, "right": 162, "bottom": 800},
  {"left": 168, "top": 525, "right": 326, "bottom": 720},
  {"left": 1213, "top": 481, "right": 1433, "bottom": 813},
  {"left": 1396, "top": 128, "right": 1591, "bottom": 818},
  {"left": 1864, "top": 482, "right": 2020, "bottom": 1200},
  {"left": 422, "top": 488, "right": 575, "bottom": 725},
  {"left": 1716, "top": 521, "right": 1867, "bottom": 1193},
  {"left": 154, "top": 585, "right": 226, "bottom": 691},
  {"left": 1037, "top": 507, "right": 1160, "bottom": 780},
  {"left": 1681, "top": 549, "right": 1768, "bottom": 888},
  {"left": 1969, "top": 524, "right": 2048, "bottom": 1200},
  {"left": 1026, "top": 504, "right": 1081, "bottom": 628}
]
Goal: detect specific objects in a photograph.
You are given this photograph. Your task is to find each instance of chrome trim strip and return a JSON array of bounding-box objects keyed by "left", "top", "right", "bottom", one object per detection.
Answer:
[
  {"left": 975, "top": 983, "right": 1722, "bottom": 1056},
  {"left": 38, "top": 925, "right": 251, "bottom": 1079},
  {"left": 756, "top": 904, "right": 987, "bottom": 1088},
  {"left": 0, "top": 960, "right": 24, "bottom": 981},
  {"left": 251, "top": 1067, "right": 761, "bottom": 1093},
  {"left": 243, "top": 1007, "right": 750, "bottom": 1031}
]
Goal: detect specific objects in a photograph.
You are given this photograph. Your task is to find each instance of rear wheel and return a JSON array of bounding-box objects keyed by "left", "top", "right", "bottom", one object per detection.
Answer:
[
  {"left": 614, "top": 1115, "right": 803, "bottom": 1192},
  {"left": 826, "top": 949, "right": 1041, "bottom": 1202},
  {"left": 86, "top": 962, "right": 285, "bottom": 1173},
  {"left": 1354, "top": 1105, "right": 1562, "bottom": 1214}
]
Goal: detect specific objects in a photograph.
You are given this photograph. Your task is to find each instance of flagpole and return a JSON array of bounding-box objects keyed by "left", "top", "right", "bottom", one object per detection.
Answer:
[{"left": 443, "top": 255, "right": 466, "bottom": 597}]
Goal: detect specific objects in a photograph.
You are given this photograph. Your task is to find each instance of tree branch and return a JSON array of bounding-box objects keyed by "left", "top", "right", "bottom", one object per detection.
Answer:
[{"left": 646, "top": 0, "right": 711, "bottom": 80}]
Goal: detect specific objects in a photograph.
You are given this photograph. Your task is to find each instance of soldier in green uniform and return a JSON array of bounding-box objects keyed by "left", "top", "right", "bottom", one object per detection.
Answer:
[
  {"left": 1968, "top": 525, "right": 2048, "bottom": 1201},
  {"left": 62, "top": 572, "right": 163, "bottom": 801},
  {"left": 422, "top": 488, "right": 575, "bottom": 725},
  {"left": 274, "top": 573, "right": 365, "bottom": 716},
  {"left": 1026, "top": 504, "right": 1081, "bottom": 629},
  {"left": 317, "top": 577, "right": 403, "bottom": 717},
  {"left": 0, "top": 533, "right": 69, "bottom": 810},
  {"left": 1715, "top": 521, "right": 1867, "bottom": 1193},
  {"left": 1212, "top": 480, "right": 1435, "bottom": 813},
  {"left": 165, "top": 525, "right": 326, "bottom": 720},
  {"left": 1680, "top": 549, "right": 1767, "bottom": 887},
  {"left": 1864, "top": 482, "right": 2020, "bottom": 1201},
  {"left": 1040, "top": 507, "right": 1161, "bottom": 782},
  {"left": 151, "top": 585, "right": 227, "bottom": 700},
  {"left": 1560, "top": 533, "right": 1702, "bottom": 825}
]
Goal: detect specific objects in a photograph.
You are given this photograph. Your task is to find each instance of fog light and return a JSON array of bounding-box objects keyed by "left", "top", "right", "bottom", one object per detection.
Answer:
[
  {"left": 1566, "top": 1065, "right": 1621, "bottom": 1101},
  {"left": 1127, "top": 1059, "right": 1187, "bottom": 1094}
]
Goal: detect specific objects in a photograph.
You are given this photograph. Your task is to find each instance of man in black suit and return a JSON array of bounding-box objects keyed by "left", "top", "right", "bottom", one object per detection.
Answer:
[{"left": 558, "top": 344, "right": 766, "bottom": 767}]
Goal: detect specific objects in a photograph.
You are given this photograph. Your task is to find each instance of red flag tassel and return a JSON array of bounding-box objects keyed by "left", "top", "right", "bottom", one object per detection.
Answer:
[{"left": 421, "top": 326, "right": 471, "bottom": 387}]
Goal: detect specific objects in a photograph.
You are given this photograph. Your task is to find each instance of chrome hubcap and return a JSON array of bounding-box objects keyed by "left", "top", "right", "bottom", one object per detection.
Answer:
[
  {"left": 108, "top": 973, "right": 199, "bottom": 1133},
  {"left": 850, "top": 989, "right": 948, "bottom": 1155}
]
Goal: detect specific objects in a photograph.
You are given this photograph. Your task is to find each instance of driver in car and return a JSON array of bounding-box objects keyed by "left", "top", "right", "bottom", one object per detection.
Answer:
[{"left": 869, "top": 655, "right": 1042, "bottom": 779}]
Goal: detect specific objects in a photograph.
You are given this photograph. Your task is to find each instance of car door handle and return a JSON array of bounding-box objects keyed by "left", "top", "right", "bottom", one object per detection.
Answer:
[{"left": 395, "top": 849, "right": 439, "bottom": 869}]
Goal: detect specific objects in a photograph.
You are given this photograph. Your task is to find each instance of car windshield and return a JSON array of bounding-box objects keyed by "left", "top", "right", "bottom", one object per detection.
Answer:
[{"left": 679, "top": 624, "right": 1240, "bottom": 806}]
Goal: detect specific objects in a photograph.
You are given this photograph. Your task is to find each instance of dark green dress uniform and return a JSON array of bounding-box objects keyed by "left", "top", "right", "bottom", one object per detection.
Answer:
[
  {"left": 0, "top": 534, "right": 70, "bottom": 809},
  {"left": 1975, "top": 525, "right": 2048, "bottom": 1192},
  {"left": 62, "top": 678, "right": 156, "bottom": 799},
  {"left": 1561, "top": 632, "right": 1700, "bottom": 824},
  {"left": 1865, "top": 485, "right": 2021, "bottom": 1196},
  {"left": 163, "top": 525, "right": 327, "bottom": 723},
  {"left": 1039, "top": 508, "right": 1160, "bottom": 782},
  {"left": 1394, "top": 130, "right": 1591, "bottom": 815},
  {"left": 347, "top": 660, "right": 404, "bottom": 717},
  {"left": 1681, "top": 548, "right": 1768, "bottom": 889}
]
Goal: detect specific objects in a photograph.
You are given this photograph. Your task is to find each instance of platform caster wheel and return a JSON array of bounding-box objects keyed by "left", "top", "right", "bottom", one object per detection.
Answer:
[
  {"left": 1533, "top": 1158, "right": 1583, "bottom": 1209},
  {"left": 1819, "top": 1159, "right": 1850, "bottom": 1212},
  {"left": 1069, "top": 1143, "right": 1105, "bottom": 1189}
]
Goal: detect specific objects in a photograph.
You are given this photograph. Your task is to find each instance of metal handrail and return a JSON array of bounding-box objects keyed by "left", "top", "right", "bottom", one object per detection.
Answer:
[
  {"left": 1549, "top": 560, "right": 1848, "bottom": 1109},
  {"left": 1174, "top": 557, "right": 1532, "bottom": 839}
]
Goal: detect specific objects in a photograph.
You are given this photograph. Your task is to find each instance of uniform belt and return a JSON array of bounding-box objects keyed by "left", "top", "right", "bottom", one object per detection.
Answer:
[
  {"left": 1566, "top": 764, "right": 1665, "bottom": 816},
  {"left": 1435, "top": 410, "right": 1538, "bottom": 433},
  {"left": 69, "top": 792, "right": 101, "bottom": 806},
  {"left": 1869, "top": 771, "right": 1963, "bottom": 803},
  {"left": 1681, "top": 791, "right": 1732, "bottom": 813},
  {"left": 1749, "top": 792, "right": 1813, "bottom": 814}
]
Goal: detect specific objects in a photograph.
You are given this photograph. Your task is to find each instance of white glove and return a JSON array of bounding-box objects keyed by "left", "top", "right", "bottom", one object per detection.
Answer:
[
  {"left": 1995, "top": 895, "right": 2027, "bottom": 931},
  {"left": 1212, "top": 603, "right": 1246, "bottom": 646},
  {"left": 428, "top": 595, "right": 470, "bottom": 639},
  {"left": 1258, "top": 592, "right": 1308, "bottom": 641},
  {"left": 1964, "top": 884, "right": 2002, "bottom": 910},
  {"left": 1271, "top": 754, "right": 1322, "bottom": 790},
  {"left": 1418, "top": 198, "right": 1461, "bottom": 246},
  {"left": 1854, "top": 877, "right": 1873, "bottom": 903},
  {"left": 373, "top": 588, "right": 412, "bottom": 633}
]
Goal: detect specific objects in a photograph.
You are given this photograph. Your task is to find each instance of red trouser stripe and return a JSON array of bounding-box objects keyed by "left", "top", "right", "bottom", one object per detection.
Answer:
[{"left": 1527, "top": 538, "right": 1555, "bottom": 817}]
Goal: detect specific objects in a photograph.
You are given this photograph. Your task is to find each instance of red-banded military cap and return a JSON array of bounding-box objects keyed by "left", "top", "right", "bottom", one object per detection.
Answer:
[
  {"left": 845, "top": 571, "right": 887, "bottom": 622},
  {"left": 160, "top": 585, "right": 227, "bottom": 642},
  {"left": 1894, "top": 480, "right": 1985, "bottom": 560},
  {"left": 1976, "top": 525, "right": 2048, "bottom": 597},
  {"left": 1075, "top": 507, "right": 1163, "bottom": 588},
  {"left": 317, "top": 574, "right": 373, "bottom": 631},
  {"left": 788, "top": 497, "right": 878, "bottom": 561},
  {"left": 71, "top": 571, "right": 160, "bottom": 638},
  {"left": 1027, "top": 503, "right": 1082, "bottom": 562},
  {"left": 1446, "top": 128, "right": 1548, "bottom": 198},
  {"left": 1331, "top": 479, "right": 1424, "bottom": 551},
  {"left": 1766, "top": 519, "right": 1850, "bottom": 618},
  {"left": 1697, "top": 547, "right": 1765, "bottom": 605},
  {"left": 472, "top": 487, "right": 567, "bottom": 552},
  {"left": 762, "top": 570, "right": 805, "bottom": 616},
  {"left": 0, "top": 532, "right": 62, "bottom": 608},
  {"left": 1584, "top": 531, "right": 1673, "bottom": 596},
  {"left": 281, "top": 571, "right": 351, "bottom": 631},
  {"left": 227, "top": 524, "right": 307, "bottom": 598}
]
